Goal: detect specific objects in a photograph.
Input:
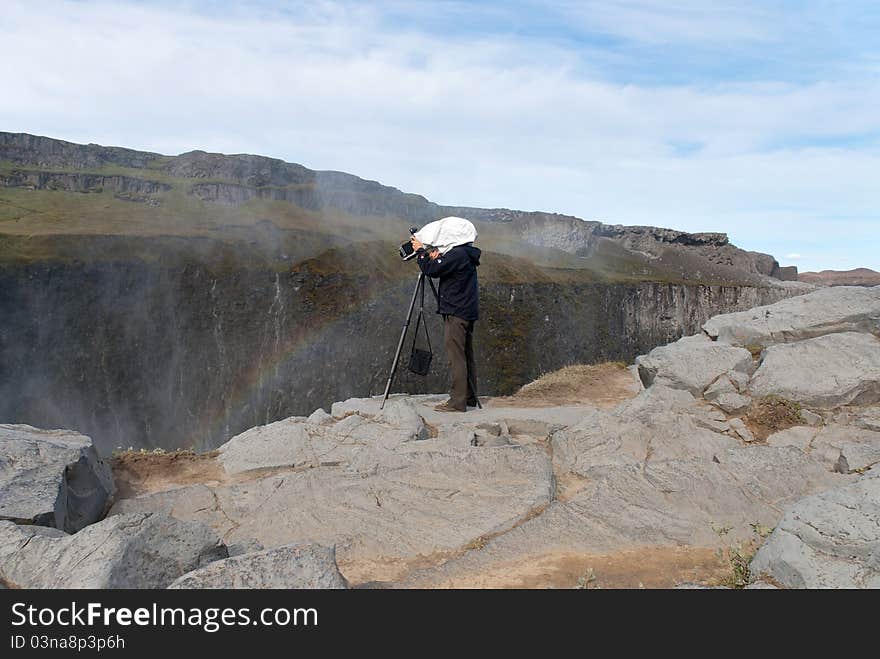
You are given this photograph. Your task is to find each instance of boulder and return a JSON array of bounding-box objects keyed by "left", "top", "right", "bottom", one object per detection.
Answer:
[
  {"left": 834, "top": 406, "right": 880, "bottom": 433},
  {"left": 169, "top": 543, "right": 348, "bottom": 589},
  {"left": 748, "top": 332, "right": 880, "bottom": 408},
  {"left": 728, "top": 418, "right": 756, "bottom": 443},
  {"left": 713, "top": 393, "right": 752, "bottom": 415},
  {"left": 809, "top": 425, "right": 880, "bottom": 473},
  {"left": 750, "top": 475, "right": 880, "bottom": 588},
  {"left": 636, "top": 335, "right": 753, "bottom": 396},
  {"left": 703, "top": 376, "right": 752, "bottom": 414},
  {"left": 217, "top": 402, "right": 428, "bottom": 475},
  {"left": 0, "top": 512, "right": 227, "bottom": 588},
  {"left": 306, "top": 408, "right": 332, "bottom": 425},
  {"left": 703, "top": 285, "right": 880, "bottom": 347},
  {"left": 0, "top": 424, "right": 114, "bottom": 532}
]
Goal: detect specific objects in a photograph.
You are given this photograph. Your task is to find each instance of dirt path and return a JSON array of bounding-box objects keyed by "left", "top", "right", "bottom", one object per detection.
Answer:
[
  {"left": 111, "top": 451, "right": 226, "bottom": 498},
  {"left": 424, "top": 546, "right": 731, "bottom": 589},
  {"left": 491, "top": 362, "right": 641, "bottom": 409}
]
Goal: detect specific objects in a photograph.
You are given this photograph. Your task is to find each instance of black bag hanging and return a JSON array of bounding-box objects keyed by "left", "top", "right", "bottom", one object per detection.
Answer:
[{"left": 407, "top": 307, "right": 433, "bottom": 376}]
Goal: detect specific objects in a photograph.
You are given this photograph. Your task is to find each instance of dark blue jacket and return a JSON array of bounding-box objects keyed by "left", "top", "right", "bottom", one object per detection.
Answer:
[{"left": 417, "top": 244, "right": 481, "bottom": 321}]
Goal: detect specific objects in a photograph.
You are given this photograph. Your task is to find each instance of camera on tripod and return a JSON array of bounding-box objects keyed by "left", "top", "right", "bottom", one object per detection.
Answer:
[
  {"left": 399, "top": 226, "right": 420, "bottom": 261},
  {"left": 381, "top": 217, "right": 482, "bottom": 410}
]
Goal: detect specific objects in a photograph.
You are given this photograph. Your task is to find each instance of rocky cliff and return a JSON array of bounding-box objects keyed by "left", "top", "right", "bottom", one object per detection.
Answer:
[
  {"left": 1, "top": 131, "right": 795, "bottom": 283},
  {"left": 800, "top": 268, "right": 880, "bottom": 287},
  {"left": 0, "top": 251, "right": 800, "bottom": 454},
  {"left": 2, "top": 286, "right": 878, "bottom": 589},
  {"left": 0, "top": 132, "right": 806, "bottom": 454}
]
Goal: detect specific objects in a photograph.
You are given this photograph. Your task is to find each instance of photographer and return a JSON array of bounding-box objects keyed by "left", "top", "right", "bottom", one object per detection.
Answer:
[{"left": 410, "top": 235, "right": 481, "bottom": 412}]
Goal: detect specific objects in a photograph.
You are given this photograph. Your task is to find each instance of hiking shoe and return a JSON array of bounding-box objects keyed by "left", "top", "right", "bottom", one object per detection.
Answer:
[{"left": 434, "top": 400, "right": 466, "bottom": 412}]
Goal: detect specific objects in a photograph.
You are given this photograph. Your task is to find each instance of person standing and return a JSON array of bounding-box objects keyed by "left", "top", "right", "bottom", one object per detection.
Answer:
[{"left": 409, "top": 236, "right": 481, "bottom": 412}]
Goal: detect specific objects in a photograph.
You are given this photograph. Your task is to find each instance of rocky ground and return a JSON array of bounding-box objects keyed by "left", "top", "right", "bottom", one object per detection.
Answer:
[{"left": 1, "top": 285, "right": 878, "bottom": 589}]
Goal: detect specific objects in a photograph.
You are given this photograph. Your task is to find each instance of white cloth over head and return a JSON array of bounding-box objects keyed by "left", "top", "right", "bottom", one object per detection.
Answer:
[{"left": 413, "top": 216, "right": 478, "bottom": 255}]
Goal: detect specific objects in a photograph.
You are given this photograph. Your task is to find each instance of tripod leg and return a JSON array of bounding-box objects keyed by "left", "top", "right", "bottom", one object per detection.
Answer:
[
  {"left": 467, "top": 372, "right": 482, "bottom": 409},
  {"left": 380, "top": 274, "right": 424, "bottom": 409},
  {"left": 425, "top": 276, "right": 440, "bottom": 304}
]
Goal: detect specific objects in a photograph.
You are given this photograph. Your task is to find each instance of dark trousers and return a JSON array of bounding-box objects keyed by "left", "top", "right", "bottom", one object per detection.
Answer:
[{"left": 443, "top": 315, "right": 477, "bottom": 410}]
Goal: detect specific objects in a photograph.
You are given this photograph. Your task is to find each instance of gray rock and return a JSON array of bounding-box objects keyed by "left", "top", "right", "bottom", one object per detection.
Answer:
[
  {"left": 839, "top": 406, "right": 880, "bottom": 432},
  {"left": 473, "top": 432, "right": 513, "bottom": 448},
  {"left": 800, "top": 409, "right": 824, "bottom": 426},
  {"left": 306, "top": 408, "right": 332, "bottom": 425},
  {"left": 217, "top": 403, "right": 428, "bottom": 475},
  {"left": 475, "top": 422, "right": 504, "bottom": 437},
  {"left": 693, "top": 416, "right": 731, "bottom": 434},
  {"left": 502, "top": 418, "right": 560, "bottom": 438},
  {"left": 750, "top": 476, "right": 880, "bottom": 588},
  {"left": 728, "top": 370, "right": 751, "bottom": 393},
  {"left": 703, "top": 286, "right": 880, "bottom": 347},
  {"left": 712, "top": 393, "right": 752, "bottom": 415},
  {"left": 400, "top": 447, "right": 846, "bottom": 587},
  {"left": 728, "top": 418, "right": 756, "bottom": 443},
  {"left": 226, "top": 539, "right": 265, "bottom": 556},
  {"left": 636, "top": 334, "right": 753, "bottom": 396},
  {"left": 0, "top": 424, "right": 114, "bottom": 532},
  {"left": 552, "top": 388, "right": 740, "bottom": 473},
  {"left": 169, "top": 543, "right": 348, "bottom": 589},
  {"left": 373, "top": 399, "right": 429, "bottom": 440},
  {"left": 330, "top": 396, "right": 390, "bottom": 418},
  {"left": 766, "top": 426, "right": 817, "bottom": 451},
  {"left": 806, "top": 425, "right": 880, "bottom": 473},
  {"left": 440, "top": 426, "right": 478, "bottom": 448},
  {"left": 704, "top": 376, "right": 752, "bottom": 413},
  {"left": 0, "top": 512, "right": 227, "bottom": 588},
  {"left": 704, "top": 375, "right": 736, "bottom": 401},
  {"left": 858, "top": 408, "right": 880, "bottom": 433},
  {"left": 810, "top": 425, "right": 880, "bottom": 473},
  {"left": 835, "top": 442, "right": 880, "bottom": 474},
  {"left": 749, "top": 332, "right": 880, "bottom": 408},
  {"left": 113, "top": 442, "right": 554, "bottom": 571}
]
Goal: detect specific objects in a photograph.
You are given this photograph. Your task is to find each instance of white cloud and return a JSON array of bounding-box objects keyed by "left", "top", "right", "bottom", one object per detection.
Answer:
[
  {"left": 785, "top": 253, "right": 803, "bottom": 260},
  {"left": 0, "top": 0, "right": 877, "bottom": 272}
]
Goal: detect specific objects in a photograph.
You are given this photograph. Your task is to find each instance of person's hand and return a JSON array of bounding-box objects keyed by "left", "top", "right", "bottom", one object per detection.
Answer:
[
  {"left": 428, "top": 248, "right": 440, "bottom": 260},
  {"left": 410, "top": 236, "right": 424, "bottom": 251}
]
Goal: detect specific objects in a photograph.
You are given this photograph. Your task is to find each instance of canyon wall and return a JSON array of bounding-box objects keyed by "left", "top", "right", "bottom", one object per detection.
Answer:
[{"left": 0, "top": 255, "right": 797, "bottom": 454}]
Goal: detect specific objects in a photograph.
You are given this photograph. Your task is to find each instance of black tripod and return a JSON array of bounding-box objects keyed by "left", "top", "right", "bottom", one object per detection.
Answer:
[{"left": 380, "top": 272, "right": 482, "bottom": 410}]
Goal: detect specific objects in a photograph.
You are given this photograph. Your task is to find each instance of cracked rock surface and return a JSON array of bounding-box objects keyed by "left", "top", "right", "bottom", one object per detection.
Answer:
[
  {"left": 169, "top": 543, "right": 348, "bottom": 589},
  {"left": 0, "top": 512, "right": 226, "bottom": 588},
  {"left": 749, "top": 471, "right": 880, "bottom": 588}
]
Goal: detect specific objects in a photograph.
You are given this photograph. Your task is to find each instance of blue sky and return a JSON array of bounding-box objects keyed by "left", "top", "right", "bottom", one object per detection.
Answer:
[{"left": 1, "top": 0, "right": 878, "bottom": 271}]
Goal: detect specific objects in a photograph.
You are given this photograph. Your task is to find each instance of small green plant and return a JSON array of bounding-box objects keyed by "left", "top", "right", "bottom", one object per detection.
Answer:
[
  {"left": 719, "top": 543, "right": 753, "bottom": 588},
  {"left": 750, "top": 522, "right": 773, "bottom": 539},
  {"left": 715, "top": 523, "right": 773, "bottom": 588},
  {"left": 576, "top": 568, "right": 598, "bottom": 589},
  {"left": 710, "top": 521, "right": 732, "bottom": 536}
]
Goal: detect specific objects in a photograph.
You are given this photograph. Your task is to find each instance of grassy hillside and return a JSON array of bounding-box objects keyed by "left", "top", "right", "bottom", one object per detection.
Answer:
[{"left": 0, "top": 159, "right": 699, "bottom": 283}]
